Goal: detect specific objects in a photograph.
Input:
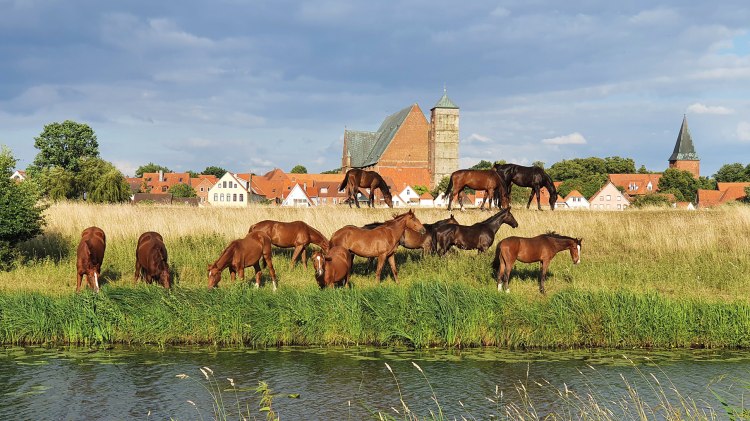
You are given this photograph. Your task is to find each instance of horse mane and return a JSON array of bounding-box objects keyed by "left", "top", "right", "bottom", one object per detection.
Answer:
[
  {"left": 338, "top": 169, "right": 352, "bottom": 191},
  {"left": 543, "top": 231, "right": 576, "bottom": 242},
  {"left": 375, "top": 172, "right": 392, "bottom": 197},
  {"left": 540, "top": 170, "right": 556, "bottom": 194}
]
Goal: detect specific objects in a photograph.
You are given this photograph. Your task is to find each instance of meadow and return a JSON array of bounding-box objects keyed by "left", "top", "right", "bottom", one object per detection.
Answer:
[{"left": 0, "top": 202, "right": 749, "bottom": 347}]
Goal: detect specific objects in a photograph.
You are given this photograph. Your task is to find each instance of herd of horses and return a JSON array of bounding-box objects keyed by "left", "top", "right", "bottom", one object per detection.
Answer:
[{"left": 75, "top": 164, "right": 581, "bottom": 294}]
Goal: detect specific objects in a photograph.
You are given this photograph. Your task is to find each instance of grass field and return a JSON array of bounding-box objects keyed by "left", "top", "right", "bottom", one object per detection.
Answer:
[{"left": 0, "top": 202, "right": 749, "bottom": 347}]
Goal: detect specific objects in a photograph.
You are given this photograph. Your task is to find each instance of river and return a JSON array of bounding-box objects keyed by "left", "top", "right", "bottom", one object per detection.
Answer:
[{"left": 2, "top": 346, "right": 748, "bottom": 420}]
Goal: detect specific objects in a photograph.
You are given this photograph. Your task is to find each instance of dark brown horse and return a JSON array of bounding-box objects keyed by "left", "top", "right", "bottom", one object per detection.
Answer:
[
  {"left": 311, "top": 246, "right": 352, "bottom": 289},
  {"left": 339, "top": 168, "right": 393, "bottom": 208},
  {"left": 434, "top": 208, "right": 518, "bottom": 255},
  {"left": 76, "top": 226, "right": 106, "bottom": 293},
  {"left": 329, "top": 209, "right": 425, "bottom": 282},
  {"left": 494, "top": 232, "right": 581, "bottom": 294},
  {"left": 445, "top": 169, "right": 508, "bottom": 211},
  {"left": 208, "top": 231, "right": 277, "bottom": 290},
  {"left": 363, "top": 214, "right": 459, "bottom": 255},
  {"left": 494, "top": 163, "right": 558, "bottom": 210},
  {"left": 248, "top": 220, "right": 329, "bottom": 269},
  {"left": 135, "top": 231, "right": 171, "bottom": 288}
]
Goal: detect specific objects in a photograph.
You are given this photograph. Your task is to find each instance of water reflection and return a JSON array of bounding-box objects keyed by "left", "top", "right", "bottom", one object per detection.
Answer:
[{"left": 1, "top": 346, "right": 748, "bottom": 419}]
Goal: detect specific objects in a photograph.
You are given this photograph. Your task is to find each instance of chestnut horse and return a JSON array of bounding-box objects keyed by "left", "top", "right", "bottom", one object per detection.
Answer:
[
  {"left": 494, "top": 232, "right": 582, "bottom": 294},
  {"left": 208, "top": 231, "right": 277, "bottom": 290},
  {"left": 434, "top": 208, "right": 518, "bottom": 255},
  {"left": 76, "top": 226, "right": 106, "bottom": 293},
  {"left": 311, "top": 246, "right": 352, "bottom": 289},
  {"left": 445, "top": 169, "right": 508, "bottom": 211},
  {"left": 339, "top": 168, "right": 393, "bottom": 208},
  {"left": 135, "top": 231, "right": 171, "bottom": 288},
  {"left": 493, "top": 163, "right": 558, "bottom": 210},
  {"left": 363, "top": 214, "right": 459, "bottom": 255},
  {"left": 248, "top": 220, "right": 329, "bottom": 269},
  {"left": 329, "top": 209, "right": 425, "bottom": 282}
]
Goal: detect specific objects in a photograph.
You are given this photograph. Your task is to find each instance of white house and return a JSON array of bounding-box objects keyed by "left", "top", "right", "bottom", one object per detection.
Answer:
[
  {"left": 10, "top": 170, "right": 26, "bottom": 182},
  {"left": 419, "top": 192, "right": 434, "bottom": 207},
  {"left": 208, "top": 173, "right": 252, "bottom": 207},
  {"left": 589, "top": 181, "right": 630, "bottom": 211},
  {"left": 433, "top": 193, "right": 448, "bottom": 208},
  {"left": 281, "top": 184, "right": 313, "bottom": 207},
  {"left": 562, "top": 190, "right": 590, "bottom": 209},
  {"left": 397, "top": 186, "right": 422, "bottom": 206}
]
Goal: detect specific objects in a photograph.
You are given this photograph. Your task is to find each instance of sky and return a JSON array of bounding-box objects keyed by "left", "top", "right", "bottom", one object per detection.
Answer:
[{"left": 1, "top": 0, "right": 749, "bottom": 178}]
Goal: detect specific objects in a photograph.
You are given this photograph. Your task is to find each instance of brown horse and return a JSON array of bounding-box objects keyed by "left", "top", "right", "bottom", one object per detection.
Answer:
[
  {"left": 208, "top": 231, "right": 277, "bottom": 290},
  {"left": 329, "top": 209, "right": 425, "bottom": 282},
  {"left": 76, "top": 226, "right": 106, "bottom": 293},
  {"left": 339, "top": 168, "right": 393, "bottom": 208},
  {"left": 445, "top": 169, "right": 508, "bottom": 211},
  {"left": 494, "top": 232, "right": 582, "bottom": 294},
  {"left": 494, "top": 163, "right": 558, "bottom": 210},
  {"left": 434, "top": 208, "right": 518, "bottom": 255},
  {"left": 135, "top": 231, "right": 171, "bottom": 288},
  {"left": 311, "top": 246, "right": 352, "bottom": 289},
  {"left": 363, "top": 214, "right": 459, "bottom": 255},
  {"left": 248, "top": 220, "right": 329, "bottom": 269}
]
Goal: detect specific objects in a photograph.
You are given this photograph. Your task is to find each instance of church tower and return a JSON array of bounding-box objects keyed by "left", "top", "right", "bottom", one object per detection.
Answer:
[
  {"left": 668, "top": 115, "right": 700, "bottom": 178},
  {"left": 428, "top": 90, "right": 460, "bottom": 188}
]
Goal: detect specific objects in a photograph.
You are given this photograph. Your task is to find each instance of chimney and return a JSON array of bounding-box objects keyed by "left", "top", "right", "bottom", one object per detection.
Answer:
[
  {"left": 303, "top": 182, "right": 307, "bottom": 191},
  {"left": 159, "top": 170, "right": 164, "bottom": 182}
]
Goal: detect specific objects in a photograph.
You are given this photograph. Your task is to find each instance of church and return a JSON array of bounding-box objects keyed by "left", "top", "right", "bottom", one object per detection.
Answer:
[{"left": 341, "top": 91, "right": 460, "bottom": 189}]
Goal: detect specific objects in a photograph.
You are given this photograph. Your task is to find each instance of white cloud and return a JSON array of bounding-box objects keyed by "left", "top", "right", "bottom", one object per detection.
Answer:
[
  {"left": 112, "top": 160, "right": 138, "bottom": 177},
  {"left": 463, "top": 133, "right": 492, "bottom": 144},
  {"left": 629, "top": 8, "right": 680, "bottom": 26},
  {"left": 738, "top": 122, "right": 750, "bottom": 142},
  {"left": 687, "top": 103, "right": 734, "bottom": 115},
  {"left": 541, "top": 132, "right": 587, "bottom": 145}
]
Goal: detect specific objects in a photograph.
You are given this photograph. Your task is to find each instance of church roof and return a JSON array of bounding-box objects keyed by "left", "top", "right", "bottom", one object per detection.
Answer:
[
  {"left": 432, "top": 92, "right": 459, "bottom": 109},
  {"left": 669, "top": 115, "right": 699, "bottom": 161},
  {"left": 345, "top": 105, "right": 414, "bottom": 168}
]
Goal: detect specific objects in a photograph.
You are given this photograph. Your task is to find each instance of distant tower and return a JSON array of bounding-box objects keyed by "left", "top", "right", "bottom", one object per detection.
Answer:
[
  {"left": 668, "top": 115, "right": 700, "bottom": 178},
  {"left": 428, "top": 90, "right": 460, "bottom": 187}
]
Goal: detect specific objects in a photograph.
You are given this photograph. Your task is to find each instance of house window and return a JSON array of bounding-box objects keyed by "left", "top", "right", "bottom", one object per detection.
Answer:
[
  {"left": 239, "top": 193, "right": 244, "bottom": 202},
  {"left": 179, "top": 178, "right": 183, "bottom": 182},
  {"left": 234, "top": 183, "right": 238, "bottom": 188},
  {"left": 200, "top": 187, "right": 204, "bottom": 192},
  {"left": 600, "top": 196, "right": 603, "bottom": 201},
  {"left": 214, "top": 193, "right": 218, "bottom": 201},
  {"left": 321, "top": 187, "right": 328, "bottom": 194},
  {"left": 647, "top": 183, "right": 653, "bottom": 191},
  {"left": 617, "top": 196, "right": 621, "bottom": 201},
  {"left": 162, "top": 186, "right": 167, "bottom": 192},
  {"left": 220, "top": 193, "right": 224, "bottom": 202},
  {"left": 617, "top": 204, "right": 622, "bottom": 210},
  {"left": 294, "top": 198, "right": 307, "bottom": 206},
  {"left": 233, "top": 193, "right": 237, "bottom": 202},
  {"left": 606, "top": 204, "right": 610, "bottom": 209},
  {"left": 606, "top": 195, "right": 611, "bottom": 201}
]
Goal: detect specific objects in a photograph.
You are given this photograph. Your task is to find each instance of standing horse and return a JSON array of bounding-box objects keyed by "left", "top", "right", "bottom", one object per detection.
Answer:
[
  {"left": 445, "top": 169, "right": 508, "bottom": 211},
  {"left": 135, "top": 231, "right": 171, "bottom": 288},
  {"left": 249, "top": 220, "right": 329, "bottom": 269},
  {"left": 362, "top": 214, "right": 459, "bottom": 255},
  {"left": 208, "top": 231, "right": 277, "bottom": 290},
  {"left": 434, "top": 208, "right": 518, "bottom": 255},
  {"left": 339, "top": 168, "right": 393, "bottom": 208},
  {"left": 493, "top": 232, "right": 582, "bottom": 294},
  {"left": 494, "top": 163, "right": 558, "bottom": 210},
  {"left": 76, "top": 226, "right": 106, "bottom": 293},
  {"left": 329, "top": 209, "right": 425, "bottom": 282}
]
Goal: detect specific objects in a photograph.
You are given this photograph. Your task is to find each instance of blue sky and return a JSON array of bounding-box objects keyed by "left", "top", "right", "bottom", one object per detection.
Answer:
[{"left": 1, "top": 0, "right": 749, "bottom": 178}]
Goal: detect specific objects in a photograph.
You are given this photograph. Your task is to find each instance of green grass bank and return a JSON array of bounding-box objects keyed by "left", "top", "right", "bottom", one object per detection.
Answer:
[{"left": 2, "top": 282, "right": 750, "bottom": 348}]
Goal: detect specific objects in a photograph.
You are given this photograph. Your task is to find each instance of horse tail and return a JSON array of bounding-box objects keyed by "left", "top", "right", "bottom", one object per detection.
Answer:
[
  {"left": 492, "top": 249, "right": 500, "bottom": 274},
  {"left": 338, "top": 170, "right": 350, "bottom": 191},
  {"left": 445, "top": 175, "right": 454, "bottom": 196}
]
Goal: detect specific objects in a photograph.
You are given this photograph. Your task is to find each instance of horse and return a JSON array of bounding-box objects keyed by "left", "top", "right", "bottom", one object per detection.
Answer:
[
  {"left": 248, "top": 220, "right": 329, "bottom": 269},
  {"left": 338, "top": 168, "right": 393, "bottom": 208},
  {"left": 76, "top": 226, "right": 106, "bottom": 293},
  {"left": 208, "top": 231, "right": 277, "bottom": 290},
  {"left": 329, "top": 209, "right": 425, "bottom": 282},
  {"left": 493, "top": 232, "right": 582, "bottom": 294},
  {"left": 362, "top": 214, "right": 459, "bottom": 255},
  {"left": 494, "top": 163, "right": 558, "bottom": 210},
  {"left": 434, "top": 208, "right": 518, "bottom": 255},
  {"left": 311, "top": 246, "right": 352, "bottom": 289},
  {"left": 445, "top": 169, "right": 508, "bottom": 211},
  {"left": 135, "top": 231, "right": 171, "bottom": 288}
]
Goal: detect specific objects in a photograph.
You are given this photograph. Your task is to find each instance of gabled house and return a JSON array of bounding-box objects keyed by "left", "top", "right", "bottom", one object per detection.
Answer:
[
  {"left": 10, "top": 170, "right": 26, "bottom": 182},
  {"left": 191, "top": 176, "right": 218, "bottom": 203},
  {"left": 397, "top": 186, "right": 422, "bottom": 206},
  {"left": 608, "top": 174, "right": 662, "bottom": 196},
  {"left": 562, "top": 190, "right": 590, "bottom": 209},
  {"left": 208, "top": 172, "right": 255, "bottom": 207},
  {"left": 697, "top": 182, "right": 750, "bottom": 208},
  {"left": 589, "top": 181, "right": 630, "bottom": 210},
  {"left": 281, "top": 184, "right": 313, "bottom": 207},
  {"left": 419, "top": 192, "right": 434, "bottom": 207}
]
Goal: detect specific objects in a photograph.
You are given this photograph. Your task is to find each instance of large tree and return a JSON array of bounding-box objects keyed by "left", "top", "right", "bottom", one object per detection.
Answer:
[
  {"left": 470, "top": 160, "right": 493, "bottom": 170},
  {"left": 658, "top": 168, "right": 699, "bottom": 202},
  {"left": 32, "top": 120, "right": 99, "bottom": 172},
  {"left": 714, "top": 163, "right": 750, "bottom": 182},
  {"left": 290, "top": 165, "right": 307, "bottom": 174},
  {"left": 202, "top": 166, "right": 227, "bottom": 178},
  {"left": 169, "top": 183, "right": 197, "bottom": 198},
  {"left": 0, "top": 146, "right": 45, "bottom": 269},
  {"left": 547, "top": 156, "right": 636, "bottom": 181},
  {"left": 135, "top": 162, "right": 171, "bottom": 178}
]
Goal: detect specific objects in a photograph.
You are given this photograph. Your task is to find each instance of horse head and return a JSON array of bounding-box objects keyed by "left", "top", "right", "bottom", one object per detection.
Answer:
[
  {"left": 403, "top": 209, "right": 426, "bottom": 234},
  {"left": 311, "top": 251, "right": 326, "bottom": 278},
  {"left": 570, "top": 238, "right": 582, "bottom": 264},
  {"left": 382, "top": 190, "right": 393, "bottom": 208},
  {"left": 502, "top": 208, "right": 519, "bottom": 229},
  {"left": 160, "top": 266, "right": 172, "bottom": 288},
  {"left": 207, "top": 263, "right": 222, "bottom": 289},
  {"left": 548, "top": 190, "right": 558, "bottom": 210}
]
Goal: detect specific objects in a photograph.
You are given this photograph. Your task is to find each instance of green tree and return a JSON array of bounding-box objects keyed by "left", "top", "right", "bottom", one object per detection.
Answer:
[
  {"left": 432, "top": 176, "right": 450, "bottom": 198},
  {"left": 186, "top": 170, "right": 199, "bottom": 178},
  {"left": 89, "top": 169, "right": 131, "bottom": 203},
  {"left": 532, "top": 160, "right": 545, "bottom": 169},
  {"left": 169, "top": 183, "right": 197, "bottom": 198},
  {"left": 714, "top": 163, "right": 750, "bottom": 182},
  {"left": 32, "top": 120, "right": 99, "bottom": 172},
  {"left": 637, "top": 165, "right": 651, "bottom": 174},
  {"left": 494, "top": 160, "right": 507, "bottom": 166},
  {"left": 744, "top": 187, "right": 750, "bottom": 203},
  {"left": 557, "top": 174, "right": 608, "bottom": 199},
  {"left": 547, "top": 159, "right": 588, "bottom": 181},
  {"left": 41, "top": 166, "right": 76, "bottom": 201},
  {"left": 0, "top": 146, "right": 46, "bottom": 269},
  {"left": 290, "top": 165, "right": 308, "bottom": 174},
  {"left": 412, "top": 185, "right": 429, "bottom": 195},
  {"left": 658, "top": 168, "right": 699, "bottom": 203},
  {"left": 470, "top": 160, "right": 493, "bottom": 170},
  {"left": 135, "top": 162, "right": 171, "bottom": 178},
  {"left": 604, "top": 156, "right": 636, "bottom": 174},
  {"left": 202, "top": 166, "right": 227, "bottom": 178},
  {"left": 632, "top": 194, "right": 673, "bottom": 208}
]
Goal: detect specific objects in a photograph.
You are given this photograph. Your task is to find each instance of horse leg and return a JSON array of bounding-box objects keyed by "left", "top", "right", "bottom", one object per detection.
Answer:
[
  {"left": 375, "top": 255, "right": 386, "bottom": 282},
  {"left": 265, "top": 252, "right": 277, "bottom": 291},
  {"left": 253, "top": 262, "right": 261, "bottom": 288},
  {"left": 290, "top": 245, "right": 304, "bottom": 269},
  {"left": 526, "top": 188, "right": 535, "bottom": 209},
  {"left": 502, "top": 254, "right": 516, "bottom": 293},
  {"left": 301, "top": 246, "right": 308, "bottom": 269},
  {"left": 539, "top": 260, "right": 549, "bottom": 294},
  {"left": 76, "top": 272, "right": 83, "bottom": 293},
  {"left": 387, "top": 254, "right": 398, "bottom": 283},
  {"left": 496, "top": 256, "right": 505, "bottom": 292},
  {"left": 134, "top": 261, "right": 142, "bottom": 284},
  {"left": 535, "top": 186, "right": 543, "bottom": 210}
]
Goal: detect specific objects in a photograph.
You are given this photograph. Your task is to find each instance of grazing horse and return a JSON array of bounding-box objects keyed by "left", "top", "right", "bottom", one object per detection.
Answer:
[
  {"left": 329, "top": 209, "right": 425, "bottom": 282},
  {"left": 339, "top": 168, "right": 393, "bottom": 208},
  {"left": 248, "top": 220, "right": 329, "bottom": 269},
  {"left": 494, "top": 232, "right": 582, "bottom": 294},
  {"left": 434, "top": 208, "right": 518, "bottom": 255},
  {"left": 494, "top": 163, "right": 558, "bottom": 210},
  {"left": 135, "top": 231, "right": 171, "bottom": 288},
  {"left": 76, "top": 226, "right": 106, "bottom": 293},
  {"left": 208, "top": 231, "right": 277, "bottom": 290},
  {"left": 311, "top": 246, "right": 352, "bottom": 289},
  {"left": 362, "top": 214, "right": 459, "bottom": 255},
  {"left": 445, "top": 169, "right": 508, "bottom": 211}
]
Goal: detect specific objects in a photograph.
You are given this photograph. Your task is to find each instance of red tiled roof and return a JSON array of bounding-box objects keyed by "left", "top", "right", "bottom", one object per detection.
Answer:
[{"left": 608, "top": 174, "right": 662, "bottom": 196}]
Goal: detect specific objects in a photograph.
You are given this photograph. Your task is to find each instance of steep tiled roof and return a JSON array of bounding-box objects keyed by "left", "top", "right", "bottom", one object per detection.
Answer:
[
  {"left": 608, "top": 174, "right": 662, "bottom": 196},
  {"left": 717, "top": 182, "right": 750, "bottom": 191},
  {"left": 698, "top": 182, "right": 750, "bottom": 207},
  {"left": 669, "top": 115, "right": 699, "bottom": 161},
  {"left": 345, "top": 105, "right": 415, "bottom": 168},
  {"left": 432, "top": 92, "right": 459, "bottom": 109}
]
